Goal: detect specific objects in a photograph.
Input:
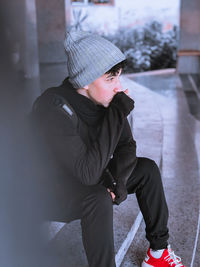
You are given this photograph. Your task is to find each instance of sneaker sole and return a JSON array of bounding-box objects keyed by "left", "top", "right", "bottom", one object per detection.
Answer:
[{"left": 141, "top": 261, "right": 154, "bottom": 267}]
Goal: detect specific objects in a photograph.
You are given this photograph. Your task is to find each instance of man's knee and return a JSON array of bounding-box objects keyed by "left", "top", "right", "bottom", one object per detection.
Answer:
[
  {"left": 137, "top": 157, "right": 161, "bottom": 182},
  {"left": 137, "top": 157, "right": 157, "bottom": 169},
  {"left": 82, "top": 185, "right": 113, "bottom": 215}
]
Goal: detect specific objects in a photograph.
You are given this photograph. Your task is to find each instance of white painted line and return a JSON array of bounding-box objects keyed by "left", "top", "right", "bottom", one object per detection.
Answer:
[
  {"left": 188, "top": 75, "right": 200, "bottom": 100},
  {"left": 190, "top": 208, "right": 200, "bottom": 267},
  {"left": 42, "top": 221, "right": 66, "bottom": 241},
  {"left": 115, "top": 212, "right": 143, "bottom": 267},
  {"left": 190, "top": 119, "right": 200, "bottom": 267}
]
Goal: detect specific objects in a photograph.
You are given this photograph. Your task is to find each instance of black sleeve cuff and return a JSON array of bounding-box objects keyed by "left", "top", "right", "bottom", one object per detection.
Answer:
[{"left": 110, "top": 92, "right": 135, "bottom": 117}]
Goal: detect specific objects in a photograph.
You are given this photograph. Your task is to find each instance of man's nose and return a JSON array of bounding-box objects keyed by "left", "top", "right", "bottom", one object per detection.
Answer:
[{"left": 114, "top": 78, "right": 123, "bottom": 92}]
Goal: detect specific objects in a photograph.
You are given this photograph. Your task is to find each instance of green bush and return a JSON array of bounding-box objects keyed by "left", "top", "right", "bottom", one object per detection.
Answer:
[{"left": 102, "top": 21, "right": 179, "bottom": 73}]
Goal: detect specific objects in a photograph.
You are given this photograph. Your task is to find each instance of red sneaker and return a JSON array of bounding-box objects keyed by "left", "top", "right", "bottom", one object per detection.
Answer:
[{"left": 141, "top": 245, "right": 185, "bottom": 267}]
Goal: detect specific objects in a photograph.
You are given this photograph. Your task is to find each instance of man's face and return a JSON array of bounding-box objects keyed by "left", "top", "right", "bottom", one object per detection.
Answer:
[{"left": 86, "top": 69, "right": 123, "bottom": 107}]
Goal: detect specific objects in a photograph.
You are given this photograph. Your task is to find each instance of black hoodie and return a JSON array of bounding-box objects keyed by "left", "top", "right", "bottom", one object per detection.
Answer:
[{"left": 32, "top": 78, "right": 137, "bottom": 207}]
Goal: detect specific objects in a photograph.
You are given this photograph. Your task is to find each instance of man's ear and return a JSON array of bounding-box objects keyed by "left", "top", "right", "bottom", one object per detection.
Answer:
[
  {"left": 77, "top": 85, "right": 89, "bottom": 97},
  {"left": 83, "top": 85, "right": 89, "bottom": 90}
]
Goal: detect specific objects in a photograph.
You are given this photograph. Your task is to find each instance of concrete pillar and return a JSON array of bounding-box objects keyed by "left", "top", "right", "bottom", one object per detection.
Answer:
[
  {"left": 4, "top": 0, "right": 40, "bottom": 79},
  {"left": 177, "top": 0, "right": 200, "bottom": 73},
  {"left": 24, "top": 0, "right": 40, "bottom": 79},
  {"left": 35, "top": 0, "right": 70, "bottom": 90},
  {"left": 65, "top": 0, "right": 72, "bottom": 30},
  {"left": 35, "top": 0, "right": 67, "bottom": 63},
  {"left": 22, "top": 0, "right": 41, "bottom": 109},
  {"left": 3, "top": 0, "right": 40, "bottom": 109}
]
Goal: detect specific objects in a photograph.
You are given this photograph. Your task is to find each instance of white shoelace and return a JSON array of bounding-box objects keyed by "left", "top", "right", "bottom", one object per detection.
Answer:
[{"left": 164, "top": 245, "right": 184, "bottom": 267}]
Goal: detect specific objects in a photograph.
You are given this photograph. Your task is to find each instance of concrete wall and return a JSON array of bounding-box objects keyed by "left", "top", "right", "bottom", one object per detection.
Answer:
[
  {"left": 179, "top": 0, "right": 200, "bottom": 51},
  {"left": 177, "top": 0, "right": 200, "bottom": 73}
]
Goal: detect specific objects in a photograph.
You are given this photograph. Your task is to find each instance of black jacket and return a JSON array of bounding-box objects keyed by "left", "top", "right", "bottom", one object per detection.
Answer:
[{"left": 32, "top": 78, "right": 137, "bottom": 206}]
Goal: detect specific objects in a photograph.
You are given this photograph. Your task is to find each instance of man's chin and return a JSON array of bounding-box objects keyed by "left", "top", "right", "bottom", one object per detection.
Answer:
[
  {"left": 98, "top": 98, "right": 112, "bottom": 107},
  {"left": 104, "top": 97, "right": 114, "bottom": 107},
  {"left": 102, "top": 103, "right": 109, "bottom": 107},
  {"left": 102, "top": 101, "right": 111, "bottom": 108}
]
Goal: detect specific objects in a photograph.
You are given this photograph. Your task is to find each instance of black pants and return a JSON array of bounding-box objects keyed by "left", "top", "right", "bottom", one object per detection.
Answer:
[{"left": 52, "top": 157, "right": 169, "bottom": 267}]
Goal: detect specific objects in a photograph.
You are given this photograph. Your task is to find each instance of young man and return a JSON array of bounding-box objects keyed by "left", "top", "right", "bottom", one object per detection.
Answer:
[{"left": 32, "top": 30, "right": 185, "bottom": 267}]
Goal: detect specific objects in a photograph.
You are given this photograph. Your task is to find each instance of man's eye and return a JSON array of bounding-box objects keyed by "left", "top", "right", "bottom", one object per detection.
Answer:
[{"left": 107, "top": 77, "right": 114, "bottom": 81}]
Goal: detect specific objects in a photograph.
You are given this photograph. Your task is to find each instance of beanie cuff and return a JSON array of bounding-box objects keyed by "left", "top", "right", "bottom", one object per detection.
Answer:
[{"left": 64, "top": 30, "right": 126, "bottom": 88}]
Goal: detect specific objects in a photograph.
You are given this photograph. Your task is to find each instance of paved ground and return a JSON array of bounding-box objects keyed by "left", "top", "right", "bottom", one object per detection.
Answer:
[
  {"left": 123, "top": 71, "right": 200, "bottom": 267},
  {"left": 40, "top": 68, "right": 200, "bottom": 267}
]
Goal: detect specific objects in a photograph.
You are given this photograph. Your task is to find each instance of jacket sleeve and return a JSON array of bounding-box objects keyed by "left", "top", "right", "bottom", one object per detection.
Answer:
[
  {"left": 32, "top": 92, "right": 134, "bottom": 186},
  {"left": 105, "top": 118, "right": 138, "bottom": 204},
  {"left": 108, "top": 118, "right": 137, "bottom": 182}
]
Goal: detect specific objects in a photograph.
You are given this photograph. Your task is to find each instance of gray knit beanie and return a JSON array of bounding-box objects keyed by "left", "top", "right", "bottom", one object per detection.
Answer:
[{"left": 64, "top": 30, "right": 126, "bottom": 88}]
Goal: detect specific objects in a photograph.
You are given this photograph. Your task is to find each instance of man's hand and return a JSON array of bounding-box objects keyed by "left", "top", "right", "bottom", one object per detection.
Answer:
[
  {"left": 107, "top": 182, "right": 128, "bottom": 204},
  {"left": 107, "top": 188, "right": 116, "bottom": 202},
  {"left": 110, "top": 91, "right": 134, "bottom": 117},
  {"left": 113, "top": 180, "right": 128, "bottom": 205},
  {"left": 124, "top": 88, "right": 129, "bottom": 96}
]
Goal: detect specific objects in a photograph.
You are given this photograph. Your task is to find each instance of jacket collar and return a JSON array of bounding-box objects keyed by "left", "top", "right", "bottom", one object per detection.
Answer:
[{"left": 60, "top": 78, "right": 106, "bottom": 126}]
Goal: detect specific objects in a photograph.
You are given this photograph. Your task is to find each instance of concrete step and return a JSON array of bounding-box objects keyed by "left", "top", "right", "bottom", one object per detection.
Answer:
[{"left": 122, "top": 73, "right": 200, "bottom": 267}]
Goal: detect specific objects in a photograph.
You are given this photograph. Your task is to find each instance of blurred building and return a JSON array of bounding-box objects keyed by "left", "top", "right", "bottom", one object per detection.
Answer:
[
  {"left": 69, "top": 0, "right": 180, "bottom": 34},
  {"left": 177, "top": 0, "right": 200, "bottom": 73},
  {"left": 3, "top": 0, "right": 200, "bottom": 106}
]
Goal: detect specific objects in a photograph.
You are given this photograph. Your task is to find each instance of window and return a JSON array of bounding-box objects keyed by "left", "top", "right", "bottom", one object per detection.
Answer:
[
  {"left": 72, "top": 0, "right": 84, "bottom": 3},
  {"left": 89, "top": 0, "right": 111, "bottom": 3},
  {"left": 71, "top": 0, "right": 114, "bottom": 5}
]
